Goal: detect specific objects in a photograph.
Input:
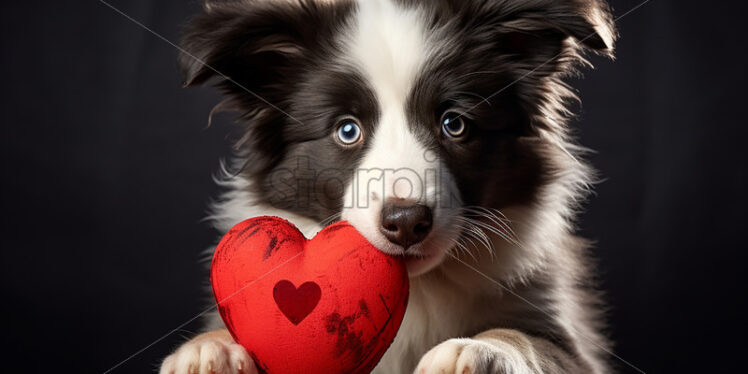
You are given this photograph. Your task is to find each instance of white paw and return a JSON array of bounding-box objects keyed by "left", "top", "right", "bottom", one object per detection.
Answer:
[
  {"left": 414, "top": 338, "right": 530, "bottom": 374},
  {"left": 160, "top": 331, "right": 256, "bottom": 374}
]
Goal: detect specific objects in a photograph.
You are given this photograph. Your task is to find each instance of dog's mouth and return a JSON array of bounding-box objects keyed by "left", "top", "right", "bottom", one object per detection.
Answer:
[
  {"left": 400, "top": 243, "right": 450, "bottom": 277},
  {"left": 404, "top": 253, "right": 433, "bottom": 271},
  {"left": 341, "top": 204, "right": 461, "bottom": 277}
]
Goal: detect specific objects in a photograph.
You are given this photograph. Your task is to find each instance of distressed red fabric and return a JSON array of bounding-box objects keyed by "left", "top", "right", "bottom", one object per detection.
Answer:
[{"left": 211, "top": 217, "right": 409, "bottom": 374}]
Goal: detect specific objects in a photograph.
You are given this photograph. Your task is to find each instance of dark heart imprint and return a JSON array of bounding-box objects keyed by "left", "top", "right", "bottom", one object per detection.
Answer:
[{"left": 272, "top": 280, "right": 322, "bottom": 325}]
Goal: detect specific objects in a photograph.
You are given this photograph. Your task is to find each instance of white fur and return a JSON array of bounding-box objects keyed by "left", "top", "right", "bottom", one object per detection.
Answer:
[
  {"left": 415, "top": 338, "right": 533, "bottom": 374},
  {"left": 160, "top": 331, "right": 255, "bottom": 374},
  {"left": 339, "top": 0, "right": 462, "bottom": 276},
  {"left": 208, "top": 161, "right": 323, "bottom": 238},
  {"left": 165, "top": 1, "right": 613, "bottom": 373}
]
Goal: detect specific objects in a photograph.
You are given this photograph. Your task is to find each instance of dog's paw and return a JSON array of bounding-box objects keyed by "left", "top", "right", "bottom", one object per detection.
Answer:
[
  {"left": 414, "top": 338, "right": 530, "bottom": 374},
  {"left": 159, "top": 330, "right": 256, "bottom": 374}
]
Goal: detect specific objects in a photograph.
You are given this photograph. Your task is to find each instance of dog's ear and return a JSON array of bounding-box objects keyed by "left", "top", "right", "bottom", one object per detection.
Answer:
[
  {"left": 490, "top": 0, "right": 617, "bottom": 64},
  {"left": 452, "top": 0, "right": 617, "bottom": 135},
  {"left": 542, "top": 0, "right": 617, "bottom": 55},
  {"left": 178, "top": 1, "right": 346, "bottom": 97}
]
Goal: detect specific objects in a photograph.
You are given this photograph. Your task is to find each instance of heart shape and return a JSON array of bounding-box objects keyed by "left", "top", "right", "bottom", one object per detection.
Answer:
[
  {"left": 211, "top": 217, "right": 409, "bottom": 374},
  {"left": 272, "top": 280, "right": 321, "bottom": 325}
]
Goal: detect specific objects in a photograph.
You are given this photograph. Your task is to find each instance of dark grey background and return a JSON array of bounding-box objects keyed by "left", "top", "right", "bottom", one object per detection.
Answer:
[{"left": 1, "top": 0, "right": 745, "bottom": 373}]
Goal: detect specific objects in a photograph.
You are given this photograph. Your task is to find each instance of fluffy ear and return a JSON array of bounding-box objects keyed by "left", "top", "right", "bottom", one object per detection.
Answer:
[
  {"left": 178, "top": 1, "right": 348, "bottom": 99},
  {"left": 450, "top": 0, "right": 617, "bottom": 135},
  {"left": 543, "top": 0, "right": 617, "bottom": 55},
  {"left": 492, "top": 0, "right": 617, "bottom": 63}
]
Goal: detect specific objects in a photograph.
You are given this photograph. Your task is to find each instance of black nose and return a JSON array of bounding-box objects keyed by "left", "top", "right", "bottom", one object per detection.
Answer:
[{"left": 380, "top": 201, "right": 433, "bottom": 250}]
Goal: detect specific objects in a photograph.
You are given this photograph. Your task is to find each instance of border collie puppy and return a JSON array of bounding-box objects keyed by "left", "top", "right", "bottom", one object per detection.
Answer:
[{"left": 161, "top": 0, "right": 617, "bottom": 373}]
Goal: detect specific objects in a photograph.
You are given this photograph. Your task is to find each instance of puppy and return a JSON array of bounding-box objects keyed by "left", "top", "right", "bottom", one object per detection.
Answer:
[{"left": 160, "top": 0, "right": 617, "bottom": 373}]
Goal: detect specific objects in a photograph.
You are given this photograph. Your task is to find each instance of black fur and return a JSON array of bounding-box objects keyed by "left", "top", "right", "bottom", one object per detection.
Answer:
[
  {"left": 175, "top": 1, "right": 619, "bottom": 373},
  {"left": 179, "top": 0, "right": 615, "bottom": 223}
]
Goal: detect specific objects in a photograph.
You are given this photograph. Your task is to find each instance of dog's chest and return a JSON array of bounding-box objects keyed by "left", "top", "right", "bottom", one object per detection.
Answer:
[{"left": 372, "top": 279, "right": 495, "bottom": 374}]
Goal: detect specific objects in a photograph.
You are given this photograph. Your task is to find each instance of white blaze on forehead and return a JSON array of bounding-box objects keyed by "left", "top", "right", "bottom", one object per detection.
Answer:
[
  {"left": 349, "top": 0, "right": 428, "bottom": 112},
  {"left": 343, "top": 0, "right": 435, "bottom": 204},
  {"left": 339, "top": 0, "right": 459, "bottom": 260}
]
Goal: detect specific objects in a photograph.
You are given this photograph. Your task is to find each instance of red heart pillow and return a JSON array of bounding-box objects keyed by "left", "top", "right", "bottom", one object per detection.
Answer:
[{"left": 211, "top": 217, "right": 409, "bottom": 374}]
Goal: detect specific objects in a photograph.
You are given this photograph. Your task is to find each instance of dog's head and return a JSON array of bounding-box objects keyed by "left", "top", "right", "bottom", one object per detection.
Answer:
[{"left": 180, "top": 0, "right": 616, "bottom": 276}]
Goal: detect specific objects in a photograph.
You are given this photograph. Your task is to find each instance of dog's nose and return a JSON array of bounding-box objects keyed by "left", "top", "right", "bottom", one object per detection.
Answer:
[{"left": 380, "top": 200, "right": 433, "bottom": 250}]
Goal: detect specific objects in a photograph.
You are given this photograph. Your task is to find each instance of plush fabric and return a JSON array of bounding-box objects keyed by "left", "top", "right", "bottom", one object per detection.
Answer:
[{"left": 211, "top": 217, "right": 409, "bottom": 374}]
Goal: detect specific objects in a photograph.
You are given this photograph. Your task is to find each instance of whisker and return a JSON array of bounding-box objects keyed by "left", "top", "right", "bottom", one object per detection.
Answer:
[
  {"left": 451, "top": 221, "right": 483, "bottom": 262},
  {"left": 481, "top": 208, "right": 516, "bottom": 237},
  {"left": 455, "top": 217, "right": 493, "bottom": 250},
  {"left": 463, "top": 206, "right": 513, "bottom": 231},
  {"left": 318, "top": 212, "right": 342, "bottom": 227},
  {"left": 461, "top": 206, "right": 520, "bottom": 244},
  {"left": 453, "top": 218, "right": 497, "bottom": 262},
  {"left": 464, "top": 205, "right": 512, "bottom": 222},
  {"left": 457, "top": 210, "right": 522, "bottom": 250},
  {"left": 450, "top": 237, "right": 478, "bottom": 263}
]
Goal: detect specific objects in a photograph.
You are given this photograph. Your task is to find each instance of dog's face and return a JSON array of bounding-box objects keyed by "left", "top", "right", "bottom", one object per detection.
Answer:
[{"left": 181, "top": 0, "right": 615, "bottom": 276}]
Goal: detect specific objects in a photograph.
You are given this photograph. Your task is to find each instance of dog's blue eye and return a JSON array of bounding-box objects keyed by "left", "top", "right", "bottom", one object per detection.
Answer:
[
  {"left": 336, "top": 120, "right": 362, "bottom": 145},
  {"left": 441, "top": 111, "right": 466, "bottom": 138}
]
